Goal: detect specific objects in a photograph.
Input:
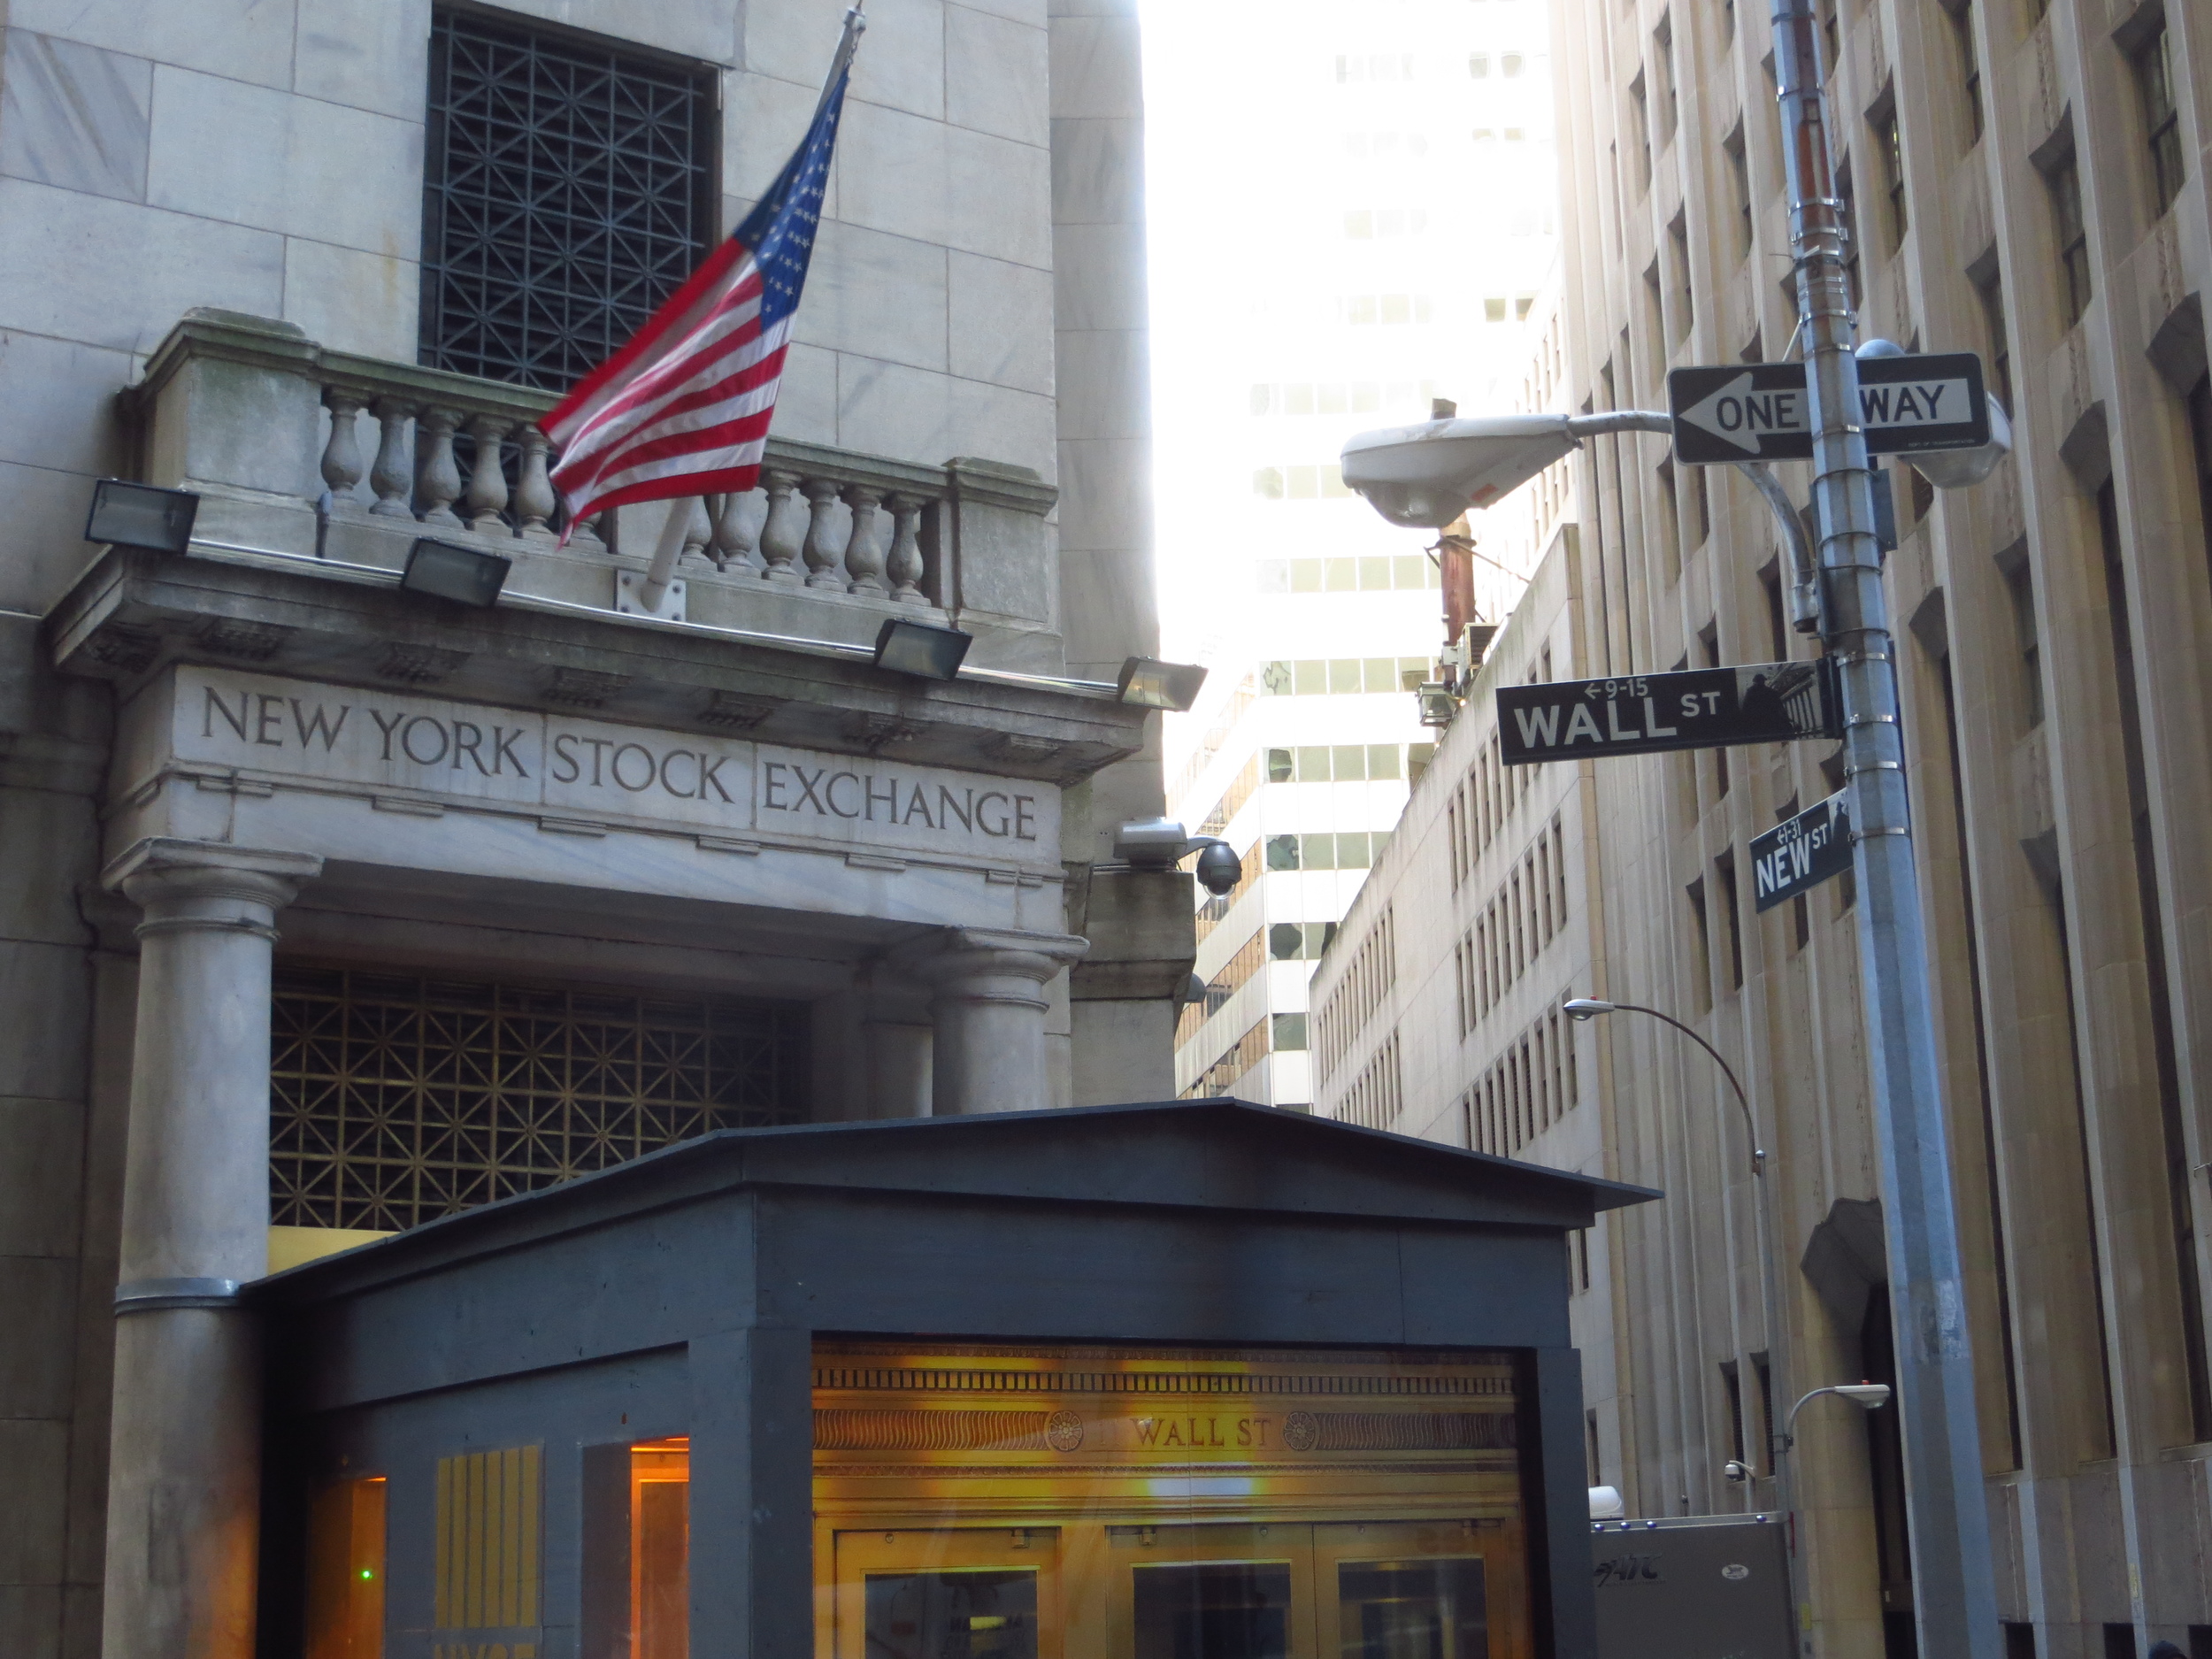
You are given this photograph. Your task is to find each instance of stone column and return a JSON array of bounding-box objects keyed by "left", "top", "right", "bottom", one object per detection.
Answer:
[
  {"left": 97, "top": 838, "right": 321, "bottom": 1659},
  {"left": 903, "top": 928, "right": 1087, "bottom": 1116}
]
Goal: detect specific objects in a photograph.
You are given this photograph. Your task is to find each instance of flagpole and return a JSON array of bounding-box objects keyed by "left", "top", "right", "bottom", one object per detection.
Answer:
[{"left": 629, "top": 4, "right": 865, "bottom": 617}]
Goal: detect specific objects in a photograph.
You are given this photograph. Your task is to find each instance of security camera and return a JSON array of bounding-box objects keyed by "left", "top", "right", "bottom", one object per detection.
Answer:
[
  {"left": 1341, "top": 413, "right": 1580, "bottom": 529},
  {"left": 1192, "top": 840, "right": 1242, "bottom": 896},
  {"left": 1107, "top": 819, "right": 1242, "bottom": 895},
  {"left": 1723, "top": 1460, "right": 1751, "bottom": 1484}
]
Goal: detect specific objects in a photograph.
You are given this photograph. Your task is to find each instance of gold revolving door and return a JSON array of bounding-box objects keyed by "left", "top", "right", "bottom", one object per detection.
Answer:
[{"left": 811, "top": 1341, "right": 1532, "bottom": 1659}]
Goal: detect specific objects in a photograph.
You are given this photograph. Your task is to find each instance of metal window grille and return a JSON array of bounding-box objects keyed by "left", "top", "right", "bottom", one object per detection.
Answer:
[
  {"left": 271, "top": 966, "right": 807, "bottom": 1232},
  {"left": 422, "top": 7, "right": 717, "bottom": 390}
]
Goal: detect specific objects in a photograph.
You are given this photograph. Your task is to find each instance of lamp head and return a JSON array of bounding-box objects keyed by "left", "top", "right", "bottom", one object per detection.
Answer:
[
  {"left": 1563, "top": 997, "right": 1617, "bottom": 1021},
  {"left": 1117, "top": 656, "right": 1209, "bottom": 711},
  {"left": 85, "top": 480, "right": 199, "bottom": 555},
  {"left": 873, "top": 618, "right": 973, "bottom": 680},
  {"left": 1834, "top": 1383, "right": 1892, "bottom": 1409},
  {"left": 1341, "top": 414, "right": 1578, "bottom": 529}
]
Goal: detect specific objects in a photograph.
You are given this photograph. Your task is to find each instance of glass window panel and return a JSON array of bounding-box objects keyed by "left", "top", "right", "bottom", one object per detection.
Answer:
[
  {"left": 1352, "top": 382, "right": 1381, "bottom": 411},
  {"left": 1362, "top": 659, "right": 1397, "bottom": 693},
  {"left": 1292, "top": 560, "right": 1325, "bottom": 594},
  {"left": 1287, "top": 465, "right": 1320, "bottom": 499},
  {"left": 1286, "top": 385, "right": 1316, "bottom": 416},
  {"left": 1337, "top": 833, "right": 1371, "bottom": 868},
  {"left": 1348, "top": 296, "right": 1379, "bottom": 325},
  {"left": 1328, "top": 660, "right": 1363, "bottom": 693},
  {"left": 1249, "top": 385, "right": 1274, "bottom": 416},
  {"left": 1269, "top": 923, "right": 1306, "bottom": 960},
  {"left": 1296, "top": 746, "right": 1333, "bottom": 780},
  {"left": 304, "top": 1476, "right": 386, "bottom": 1659},
  {"left": 1303, "top": 834, "right": 1336, "bottom": 869},
  {"left": 1294, "top": 661, "right": 1328, "bottom": 695},
  {"left": 1265, "top": 835, "right": 1302, "bottom": 871},
  {"left": 1324, "top": 465, "right": 1351, "bottom": 498},
  {"left": 866, "top": 1570, "right": 1039, "bottom": 1659},
  {"left": 1337, "top": 1558, "right": 1487, "bottom": 1659},
  {"left": 1345, "top": 211, "right": 1375, "bottom": 239},
  {"left": 1381, "top": 295, "right": 1411, "bottom": 325},
  {"left": 1256, "top": 561, "right": 1290, "bottom": 595},
  {"left": 1266, "top": 749, "right": 1294, "bottom": 784},
  {"left": 1263, "top": 661, "right": 1294, "bottom": 695},
  {"left": 1325, "top": 558, "right": 1359, "bottom": 591},
  {"left": 1368, "top": 745, "right": 1402, "bottom": 780},
  {"left": 1253, "top": 469, "right": 1285, "bottom": 500},
  {"left": 1318, "top": 384, "right": 1348, "bottom": 414},
  {"left": 1133, "top": 1560, "right": 1294, "bottom": 1659},
  {"left": 1271, "top": 1014, "right": 1309, "bottom": 1051},
  {"left": 633, "top": 1441, "right": 689, "bottom": 1659},
  {"left": 1358, "top": 558, "right": 1392, "bottom": 590},
  {"left": 1333, "top": 745, "right": 1368, "bottom": 780},
  {"left": 1393, "top": 556, "right": 1426, "bottom": 588}
]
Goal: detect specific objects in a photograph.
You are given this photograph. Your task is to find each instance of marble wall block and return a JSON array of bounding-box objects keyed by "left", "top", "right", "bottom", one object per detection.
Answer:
[
  {"left": 949, "top": 253, "right": 1055, "bottom": 394},
  {"left": 949, "top": 378, "right": 1057, "bottom": 478},
  {"left": 743, "top": 0, "right": 945, "bottom": 122},
  {"left": 836, "top": 357, "right": 956, "bottom": 467},
  {"left": 0, "top": 939, "right": 89, "bottom": 1100},
  {"left": 836, "top": 101, "right": 956, "bottom": 251},
  {"left": 0, "top": 457, "right": 116, "bottom": 615},
  {"left": 0, "top": 31, "right": 150, "bottom": 204},
  {"left": 948, "top": 125, "right": 1052, "bottom": 268},
  {"left": 0, "top": 332, "right": 133, "bottom": 480},
  {"left": 0, "top": 1420, "right": 67, "bottom": 1582},
  {"left": 794, "top": 220, "right": 950, "bottom": 375},
  {"left": 772, "top": 340, "right": 841, "bottom": 447},
  {"left": 946, "top": 5, "right": 1049, "bottom": 146},
  {"left": 962, "top": 0, "right": 1048, "bottom": 26},
  {"left": 492, "top": 0, "right": 740, "bottom": 64},
  {"left": 280, "top": 238, "right": 419, "bottom": 362},
  {"left": 0, "top": 1256, "right": 75, "bottom": 1416},
  {"left": 292, "top": 0, "right": 432, "bottom": 121},
  {"left": 146, "top": 65, "right": 423, "bottom": 256},
  {"left": 1048, "top": 115, "right": 1144, "bottom": 227},
  {"left": 0, "top": 1101, "right": 83, "bottom": 1259},
  {"left": 726, "top": 73, "right": 839, "bottom": 216},
  {"left": 9, "top": 0, "right": 295, "bottom": 91},
  {"left": 0, "top": 180, "right": 285, "bottom": 352}
]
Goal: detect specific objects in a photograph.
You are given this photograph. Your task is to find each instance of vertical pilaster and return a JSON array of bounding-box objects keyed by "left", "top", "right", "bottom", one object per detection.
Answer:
[
  {"left": 96, "top": 839, "right": 319, "bottom": 1659},
  {"left": 902, "top": 928, "right": 1087, "bottom": 1115}
]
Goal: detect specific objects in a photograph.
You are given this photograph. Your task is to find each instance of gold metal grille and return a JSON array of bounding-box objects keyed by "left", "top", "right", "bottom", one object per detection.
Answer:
[{"left": 271, "top": 966, "right": 806, "bottom": 1231}]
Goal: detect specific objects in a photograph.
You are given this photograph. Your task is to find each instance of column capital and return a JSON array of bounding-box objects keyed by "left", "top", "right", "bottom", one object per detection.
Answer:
[
  {"left": 102, "top": 837, "right": 322, "bottom": 937},
  {"left": 895, "top": 926, "right": 1088, "bottom": 1002}
]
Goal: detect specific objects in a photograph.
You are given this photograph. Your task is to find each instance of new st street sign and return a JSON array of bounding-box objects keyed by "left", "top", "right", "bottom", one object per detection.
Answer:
[
  {"left": 1496, "top": 659, "right": 1840, "bottom": 765},
  {"left": 1749, "top": 789, "right": 1854, "bottom": 910},
  {"left": 1666, "top": 352, "right": 1989, "bottom": 465}
]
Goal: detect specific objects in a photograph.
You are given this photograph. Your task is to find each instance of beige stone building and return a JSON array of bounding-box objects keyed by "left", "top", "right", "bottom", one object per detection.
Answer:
[
  {"left": 1316, "top": 0, "right": 2212, "bottom": 1655},
  {"left": 0, "top": 4, "right": 1185, "bottom": 1656}
]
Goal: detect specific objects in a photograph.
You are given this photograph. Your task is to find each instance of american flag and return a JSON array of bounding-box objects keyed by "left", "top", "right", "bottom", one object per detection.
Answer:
[{"left": 543, "top": 12, "right": 861, "bottom": 529}]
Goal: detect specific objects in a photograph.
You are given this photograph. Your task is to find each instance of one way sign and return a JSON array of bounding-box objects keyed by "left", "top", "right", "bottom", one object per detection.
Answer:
[{"left": 1666, "top": 352, "right": 1988, "bottom": 465}]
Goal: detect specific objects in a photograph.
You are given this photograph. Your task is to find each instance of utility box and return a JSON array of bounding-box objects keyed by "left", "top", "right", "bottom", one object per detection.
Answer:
[{"left": 1591, "top": 1514, "right": 1793, "bottom": 1659}]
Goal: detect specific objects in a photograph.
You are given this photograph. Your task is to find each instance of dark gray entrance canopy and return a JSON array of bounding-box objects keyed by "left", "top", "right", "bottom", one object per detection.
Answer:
[{"left": 251, "top": 1097, "right": 1656, "bottom": 1659}]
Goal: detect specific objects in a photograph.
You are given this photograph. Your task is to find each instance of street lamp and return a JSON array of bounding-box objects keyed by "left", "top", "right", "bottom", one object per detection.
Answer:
[
  {"left": 1783, "top": 1383, "right": 1892, "bottom": 1450},
  {"left": 1562, "top": 998, "right": 1791, "bottom": 1512}
]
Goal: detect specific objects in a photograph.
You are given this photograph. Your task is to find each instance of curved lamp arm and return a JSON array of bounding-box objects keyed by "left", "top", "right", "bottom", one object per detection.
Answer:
[
  {"left": 1782, "top": 1383, "right": 1892, "bottom": 1449},
  {"left": 1566, "top": 997, "right": 1763, "bottom": 1180}
]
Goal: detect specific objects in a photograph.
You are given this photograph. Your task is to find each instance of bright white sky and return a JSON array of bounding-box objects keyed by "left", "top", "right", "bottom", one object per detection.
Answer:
[{"left": 1137, "top": 0, "right": 1558, "bottom": 749}]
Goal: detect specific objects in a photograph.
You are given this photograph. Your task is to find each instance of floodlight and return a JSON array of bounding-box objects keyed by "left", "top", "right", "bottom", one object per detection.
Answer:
[
  {"left": 402, "top": 538, "right": 511, "bottom": 607},
  {"left": 873, "top": 617, "right": 972, "bottom": 680},
  {"left": 1117, "top": 657, "right": 1209, "bottom": 711},
  {"left": 1112, "top": 818, "right": 1191, "bottom": 870},
  {"left": 1417, "top": 682, "right": 1459, "bottom": 726},
  {"left": 1563, "top": 998, "right": 1617, "bottom": 1020},
  {"left": 85, "top": 480, "right": 199, "bottom": 555}
]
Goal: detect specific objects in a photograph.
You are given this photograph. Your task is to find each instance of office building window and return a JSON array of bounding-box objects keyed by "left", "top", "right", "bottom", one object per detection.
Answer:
[
  {"left": 1956, "top": 4, "right": 1984, "bottom": 142},
  {"left": 2047, "top": 150, "right": 2092, "bottom": 326},
  {"left": 2134, "top": 22, "right": 2185, "bottom": 217},
  {"left": 1876, "top": 108, "right": 1907, "bottom": 250},
  {"left": 422, "top": 7, "right": 718, "bottom": 389}
]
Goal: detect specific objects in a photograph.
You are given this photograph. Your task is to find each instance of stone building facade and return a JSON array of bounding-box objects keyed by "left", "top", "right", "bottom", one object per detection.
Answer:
[
  {"left": 1316, "top": 0, "right": 2212, "bottom": 1656},
  {"left": 0, "top": 4, "right": 1180, "bottom": 1657}
]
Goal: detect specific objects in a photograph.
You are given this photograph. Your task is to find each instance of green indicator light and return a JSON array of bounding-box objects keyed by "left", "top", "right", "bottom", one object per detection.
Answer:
[{"left": 360, "top": 1570, "right": 374, "bottom": 1580}]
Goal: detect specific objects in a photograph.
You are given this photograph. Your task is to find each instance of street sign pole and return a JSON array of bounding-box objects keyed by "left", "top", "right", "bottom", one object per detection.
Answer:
[{"left": 1768, "top": 5, "right": 2002, "bottom": 1659}]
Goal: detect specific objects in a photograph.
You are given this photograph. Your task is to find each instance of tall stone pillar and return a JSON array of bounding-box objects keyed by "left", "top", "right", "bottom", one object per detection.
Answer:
[
  {"left": 97, "top": 838, "right": 321, "bottom": 1659},
  {"left": 905, "top": 928, "right": 1087, "bottom": 1115}
]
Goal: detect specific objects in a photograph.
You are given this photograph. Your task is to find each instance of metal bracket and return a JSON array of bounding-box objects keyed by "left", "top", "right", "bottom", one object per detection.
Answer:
[
  {"left": 1851, "top": 826, "right": 1913, "bottom": 843},
  {"left": 1846, "top": 713, "right": 1899, "bottom": 729},
  {"left": 1845, "top": 760, "right": 1904, "bottom": 777},
  {"left": 114, "top": 1276, "right": 242, "bottom": 1315}
]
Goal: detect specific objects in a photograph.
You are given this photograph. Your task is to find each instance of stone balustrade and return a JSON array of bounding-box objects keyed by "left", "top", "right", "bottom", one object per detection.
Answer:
[{"left": 123, "top": 311, "right": 1060, "bottom": 642}]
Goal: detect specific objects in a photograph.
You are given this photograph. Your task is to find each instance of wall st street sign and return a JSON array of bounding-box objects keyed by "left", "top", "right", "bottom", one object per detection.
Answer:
[
  {"left": 1496, "top": 660, "right": 1840, "bottom": 765},
  {"left": 1749, "top": 789, "right": 1855, "bottom": 911},
  {"left": 1666, "top": 352, "right": 1989, "bottom": 465}
]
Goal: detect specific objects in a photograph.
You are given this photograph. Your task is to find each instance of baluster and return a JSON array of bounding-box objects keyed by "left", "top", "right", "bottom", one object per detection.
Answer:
[
  {"left": 885, "top": 493, "right": 927, "bottom": 603},
  {"left": 572, "top": 509, "right": 606, "bottom": 549},
  {"left": 841, "top": 484, "right": 885, "bottom": 595},
  {"left": 464, "top": 414, "right": 513, "bottom": 534},
  {"left": 368, "top": 396, "right": 417, "bottom": 518},
  {"left": 758, "top": 469, "right": 804, "bottom": 581},
  {"left": 709, "top": 489, "right": 760, "bottom": 571},
  {"left": 414, "top": 407, "right": 464, "bottom": 526},
  {"left": 800, "top": 476, "right": 847, "bottom": 588},
  {"left": 319, "top": 389, "right": 365, "bottom": 505},
  {"left": 514, "top": 426, "right": 557, "bottom": 539},
  {"left": 680, "top": 496, "right": 712, "bottom": 562}
]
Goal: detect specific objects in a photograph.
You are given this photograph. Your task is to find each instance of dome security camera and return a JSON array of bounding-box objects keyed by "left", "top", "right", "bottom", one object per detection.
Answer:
[
  {"left": 1723, "top": 1460, "right": 1752, "bottom": 1484},
  {"left": 1193, "top": 841, "right": 1242, "bottom": 896}
]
